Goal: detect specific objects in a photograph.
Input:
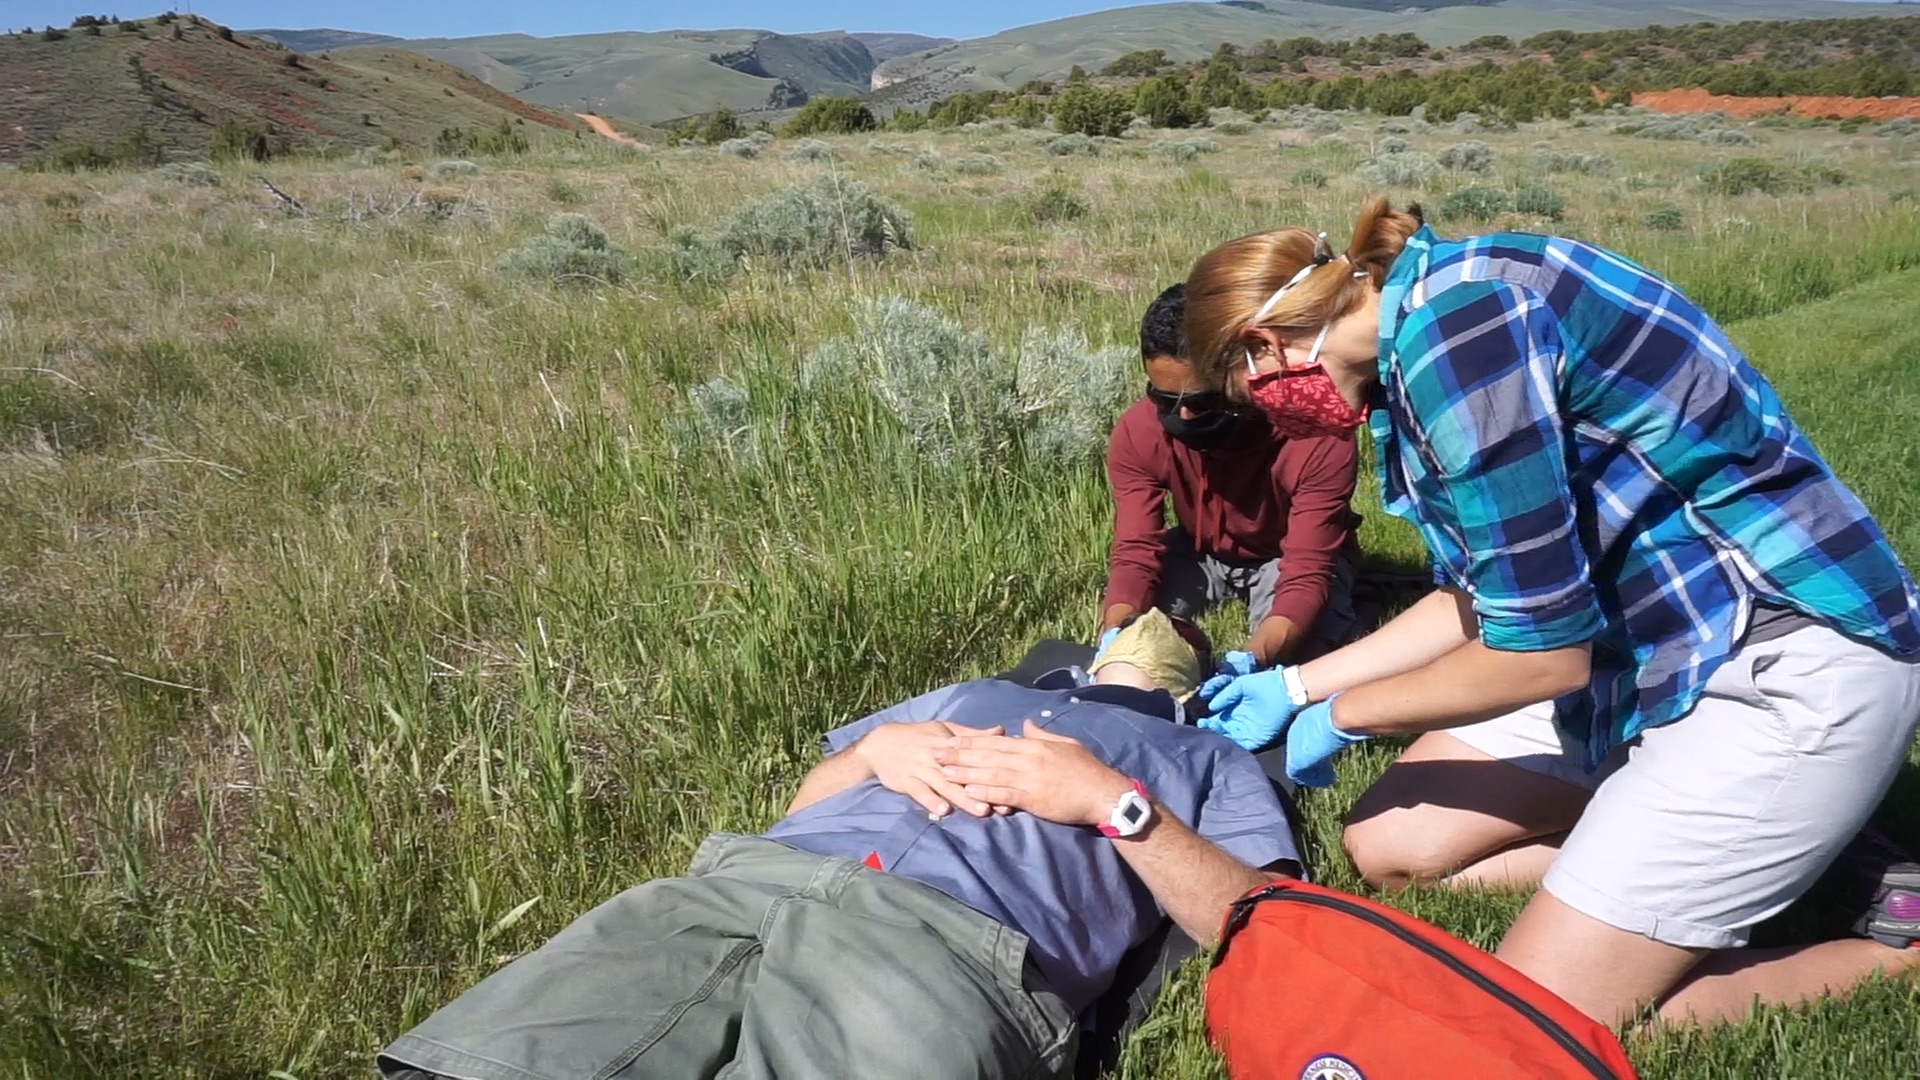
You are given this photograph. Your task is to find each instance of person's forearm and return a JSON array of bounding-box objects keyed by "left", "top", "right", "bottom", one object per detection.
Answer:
[
  {"left": 1110, "top": 810, "right": 1276, "bottom": 947},
  {"left": 1333, "top": 640, "right": 1591, "bottom": 737},
  {"left": 786, "top": 747, "right": 872, "bottom": 814},
  {"left": 1101, "top": 602, "right": 1139, "bottom": 632},
  {"left": 1247, "top": 615, "right": 1303, "bottom": 667},
  {"left": 1295, "top": 587, "right": 1476, "bottom": 700}
]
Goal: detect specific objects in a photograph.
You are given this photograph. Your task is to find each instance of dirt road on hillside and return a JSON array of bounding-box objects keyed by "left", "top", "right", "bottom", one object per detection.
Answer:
[
  {"left": 576, "top": 113, "right": 650, "bottom": 148},
  {"left": 1634, "top": 88, "right": 1920, "bottom": 121}
]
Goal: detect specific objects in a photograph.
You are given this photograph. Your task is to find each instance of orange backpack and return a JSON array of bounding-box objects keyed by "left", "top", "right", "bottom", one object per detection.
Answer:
[{"left": 1206, "top": 880, "right": 1638, "bottom": 1080}]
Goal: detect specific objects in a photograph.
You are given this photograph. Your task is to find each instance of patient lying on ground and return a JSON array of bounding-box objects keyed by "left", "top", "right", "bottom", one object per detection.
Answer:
[{"left": 379, "top": 610, "right": 1299, "bottom": 1080}]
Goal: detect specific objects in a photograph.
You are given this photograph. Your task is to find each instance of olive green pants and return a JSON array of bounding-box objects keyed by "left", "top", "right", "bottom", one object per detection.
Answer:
[{"left": 379, "top": 834, "right": 1077, "bottom": 1080}]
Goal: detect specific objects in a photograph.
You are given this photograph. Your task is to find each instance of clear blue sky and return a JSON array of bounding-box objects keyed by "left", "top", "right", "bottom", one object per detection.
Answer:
[{"left": 0, "top": 1, "right": 1171, "bottom": 40}]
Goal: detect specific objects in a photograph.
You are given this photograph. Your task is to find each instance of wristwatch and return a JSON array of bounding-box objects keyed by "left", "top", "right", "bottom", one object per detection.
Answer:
[
  {"left": 1281, "top": 666, "right": 1312, "bottom": 708},
  {"left": 1097, "top": 779, "right": 1154, "bottom": 839}
]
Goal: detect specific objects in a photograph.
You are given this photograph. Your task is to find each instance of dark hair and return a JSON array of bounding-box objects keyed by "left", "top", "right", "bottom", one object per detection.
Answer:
[{"left": 1139, "top": 282, "right": 1187, "bottom": 361}]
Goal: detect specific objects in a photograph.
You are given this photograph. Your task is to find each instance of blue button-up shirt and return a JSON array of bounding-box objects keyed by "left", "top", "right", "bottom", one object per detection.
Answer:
[
  {"left": 1375, "top": 224, "right": 1920, "bottom": 765},
  {"left": 763, "top": 678, "right": 1297, "bottom": 1012}
]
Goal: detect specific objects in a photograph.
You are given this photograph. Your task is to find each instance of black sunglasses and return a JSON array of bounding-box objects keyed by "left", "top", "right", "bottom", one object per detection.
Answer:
[{"left": 1145, "top": 385, "right": 1229, "bottom": 415}]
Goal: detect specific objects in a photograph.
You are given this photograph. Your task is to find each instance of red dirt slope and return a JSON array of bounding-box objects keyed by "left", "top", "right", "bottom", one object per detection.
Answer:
[{"left": 1634, "top": 87, "right": 1920, "bottom": 121}]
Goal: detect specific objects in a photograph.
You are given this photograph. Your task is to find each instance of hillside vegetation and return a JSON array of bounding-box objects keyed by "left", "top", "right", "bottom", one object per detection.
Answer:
[
  {"left": 0, "top": 14, "right": 583, "bottom": 166},
  {"left": 870, "top": 0, "right": 1920, "bottom": 96},
  {"left": 861, "top": 14, "right": 1920, "bottom": 134}
]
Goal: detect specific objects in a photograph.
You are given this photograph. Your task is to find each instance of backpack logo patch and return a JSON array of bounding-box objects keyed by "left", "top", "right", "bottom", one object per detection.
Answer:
[{"left": 1302, "top": 1056, "right": 1364, "bottom": 1080}]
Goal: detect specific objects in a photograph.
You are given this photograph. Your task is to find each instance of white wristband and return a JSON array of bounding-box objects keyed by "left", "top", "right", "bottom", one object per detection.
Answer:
[{"left": 1281, "top": 666, "right": 1312, "bottom": 707}]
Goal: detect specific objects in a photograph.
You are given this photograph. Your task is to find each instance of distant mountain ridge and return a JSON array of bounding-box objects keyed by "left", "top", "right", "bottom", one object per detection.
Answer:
[{"left": 242, "top": 28, "right": 401, "bottom": 52}]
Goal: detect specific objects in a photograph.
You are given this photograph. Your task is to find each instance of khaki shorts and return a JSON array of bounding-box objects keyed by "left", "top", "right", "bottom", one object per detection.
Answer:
[{"left": 1451, "top": 623, "right": 1920, "bottom": 950}]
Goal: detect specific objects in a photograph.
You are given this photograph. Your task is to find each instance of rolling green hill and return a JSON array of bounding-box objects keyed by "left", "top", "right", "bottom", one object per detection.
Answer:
[
  {"left": 870, "top": 0, "right": 1920, "bottom": 94},
  {"left": 383, "top": 29, "right": 898, "bottom": 125},
  {"left": 0, "top": 16, "right": 583, "bottom": 165},
  {"left": 851, "top": 32, "right": 957, "bottom": 62}
]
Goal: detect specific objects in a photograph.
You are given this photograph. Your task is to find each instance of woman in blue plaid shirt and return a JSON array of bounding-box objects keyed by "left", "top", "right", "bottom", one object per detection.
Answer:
[{"left": 1181, "top": 197, "right": 1920, "bottom": 1026}]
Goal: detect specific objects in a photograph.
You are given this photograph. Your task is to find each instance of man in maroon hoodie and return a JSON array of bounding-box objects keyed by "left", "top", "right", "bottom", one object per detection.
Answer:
[{"left": 1100, "top": 284, "right": 1361, "bottom": 670}]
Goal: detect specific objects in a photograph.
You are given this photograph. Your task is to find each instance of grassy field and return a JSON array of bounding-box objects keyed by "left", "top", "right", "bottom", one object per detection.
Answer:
[{"left": 3, "top": 107, "right": 1920, "bottom": 1077}]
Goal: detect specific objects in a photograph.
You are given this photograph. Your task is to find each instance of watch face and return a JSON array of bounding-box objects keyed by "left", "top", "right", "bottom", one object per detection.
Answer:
[{"left": 1119, "top": 801, "right": 1149, "bottom": 827}]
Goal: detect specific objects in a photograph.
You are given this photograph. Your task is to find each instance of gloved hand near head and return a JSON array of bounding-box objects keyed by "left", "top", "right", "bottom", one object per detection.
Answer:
[
  {"left": 1198, "top": 666, "right": 1302, "bottom": 751},
  {"left": 1094, "top": 626, "right": 1121, "bottom": 663},
  {"left": 1199, "top": 650, "right": 1261, "bottom": 701}
]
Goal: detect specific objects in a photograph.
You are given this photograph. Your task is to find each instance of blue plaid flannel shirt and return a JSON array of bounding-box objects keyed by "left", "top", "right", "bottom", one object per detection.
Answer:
[{"left": 1374, "top": 225, "right": 1920, "bottom": 766}]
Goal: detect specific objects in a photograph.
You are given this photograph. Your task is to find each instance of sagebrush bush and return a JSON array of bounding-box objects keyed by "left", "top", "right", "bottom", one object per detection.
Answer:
[
  {"left": 799, "top": 298, "right": 1131, "bottom": 464},
  {"left": 1014, "top": 325, "right": 1135, "bottom": 463},
  {"left": 719, "top": 138, "right": 762, "bottom": 158},
  {"left": 697, "top": 176, "right": 913, "bottom": 275},
  {"left": 667, "top": 376, "right": 763, "bottom": 464},
  {"left": 1437, "top": 140, "right": 1495, "bottom": 173},
  {"left": 913, "top": 151, "right": 943, "bottom": 171},
  {"left": 1378, "top": 119, "right": 1413, "bottom": 134},
  {"left": 155, "top": 161, "right": 221, "bottom": 187},
  {"left": 1700, "top": 158, "right": 1801, "bottom": 196},
  {"left": 1438, "top": 185, "right": 1510, "bottom": 222},
  {"left": 1512, "top": 184, "right": 1567, "bottom": 221},
  {"left": 1046, "top": 134, "right": 1100, "bottom": 157},
  {"left": 1213, "top": 120, "right": 1254, "bottom": 136},
  {"left": 667, "top": 225, "right": 734, "bottom": 285},
  {"left": 1543, "top": 151, "right": 1614, "bottom": 176},
  {"left": 801, "top": 298, "right": 1016, "bottom": 463},
  {"left": 1804, "top": 164, "right": 1849, "bottom": 188},
  {"left": 431, "top": 160, "right": 479, "bottom": 178},
  {"left": 1152, "top": 138, "right": 1221, "bottom": 162},
  {"left": 1643, "top": 204, "right": 1685, "bottom": 231},
  {"left": 1022, "top": 175, "right": 1089, "bottom": 224},
  {"left": 952, "top": 155, "right": 1001, "bottom": 176},
  {"left": 786, "top": 139, "right": 837, "bottom": 162},
  {"left": 498, "top": 213, "right": 629, "bottom": 287},
  {"left": 1379, "top": 136, "right": 1411, "bottom": 155},
  {"left": 1292, "top": 166, "right": 1329, "bottom": 189},
  {"left": 1360, "top": 150, "right": 1439, "bottom": 186},
  {"left": 1879, "top": 118, "right": 1919, "bottom": 139},
  {"left": 1614, "top": 113, "right": 1758, "bottom": 147}
]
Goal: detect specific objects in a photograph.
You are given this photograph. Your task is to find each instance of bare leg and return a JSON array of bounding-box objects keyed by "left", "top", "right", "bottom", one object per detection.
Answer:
[
  {"left": 1343, "top": 732, "right": 1592, "bottom": 890},
  {"left": 1448, "top": 834, "right": 1568, "bottom": 889},
  {"left": 1496, "top": 888, "right": 1706, "bottom": 1026},
  {"left": 1655, "top": 941, "right": 1920, "bottom": 1025}
]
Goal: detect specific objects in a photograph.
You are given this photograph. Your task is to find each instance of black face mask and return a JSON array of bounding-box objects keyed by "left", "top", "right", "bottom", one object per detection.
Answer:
[{"left": 1159, "top": 407, "right": 1261, "bottom": 452}]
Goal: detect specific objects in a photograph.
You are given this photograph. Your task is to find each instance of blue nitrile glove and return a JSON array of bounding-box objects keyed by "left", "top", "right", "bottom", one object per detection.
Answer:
[
  {"left": 1286, "top": 696, "right": 1370, "bottom": 789},
  {"left": 1094, "top": 626, "right": 1121, "bottom": 663},
  {"left": 1198, "top": 668, "right": 1301, "bottom": 752},
  {"left": 1198, "top": 650, "right": 1261, "bottom": 701}
]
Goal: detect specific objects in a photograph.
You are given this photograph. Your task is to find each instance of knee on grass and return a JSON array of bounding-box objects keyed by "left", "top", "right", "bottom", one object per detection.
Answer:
[{"left": 1341, "top": 818, "right": 1475, "bottom": 890}]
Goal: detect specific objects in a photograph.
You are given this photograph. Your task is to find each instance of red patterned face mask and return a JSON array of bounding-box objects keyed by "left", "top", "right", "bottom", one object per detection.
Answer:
[
  {"left": 1241, "top": 236, "right": 1369, "bottom": 440},
  {"left": 1245, "top": 323, "right": 1367, "bottom": 440}
]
